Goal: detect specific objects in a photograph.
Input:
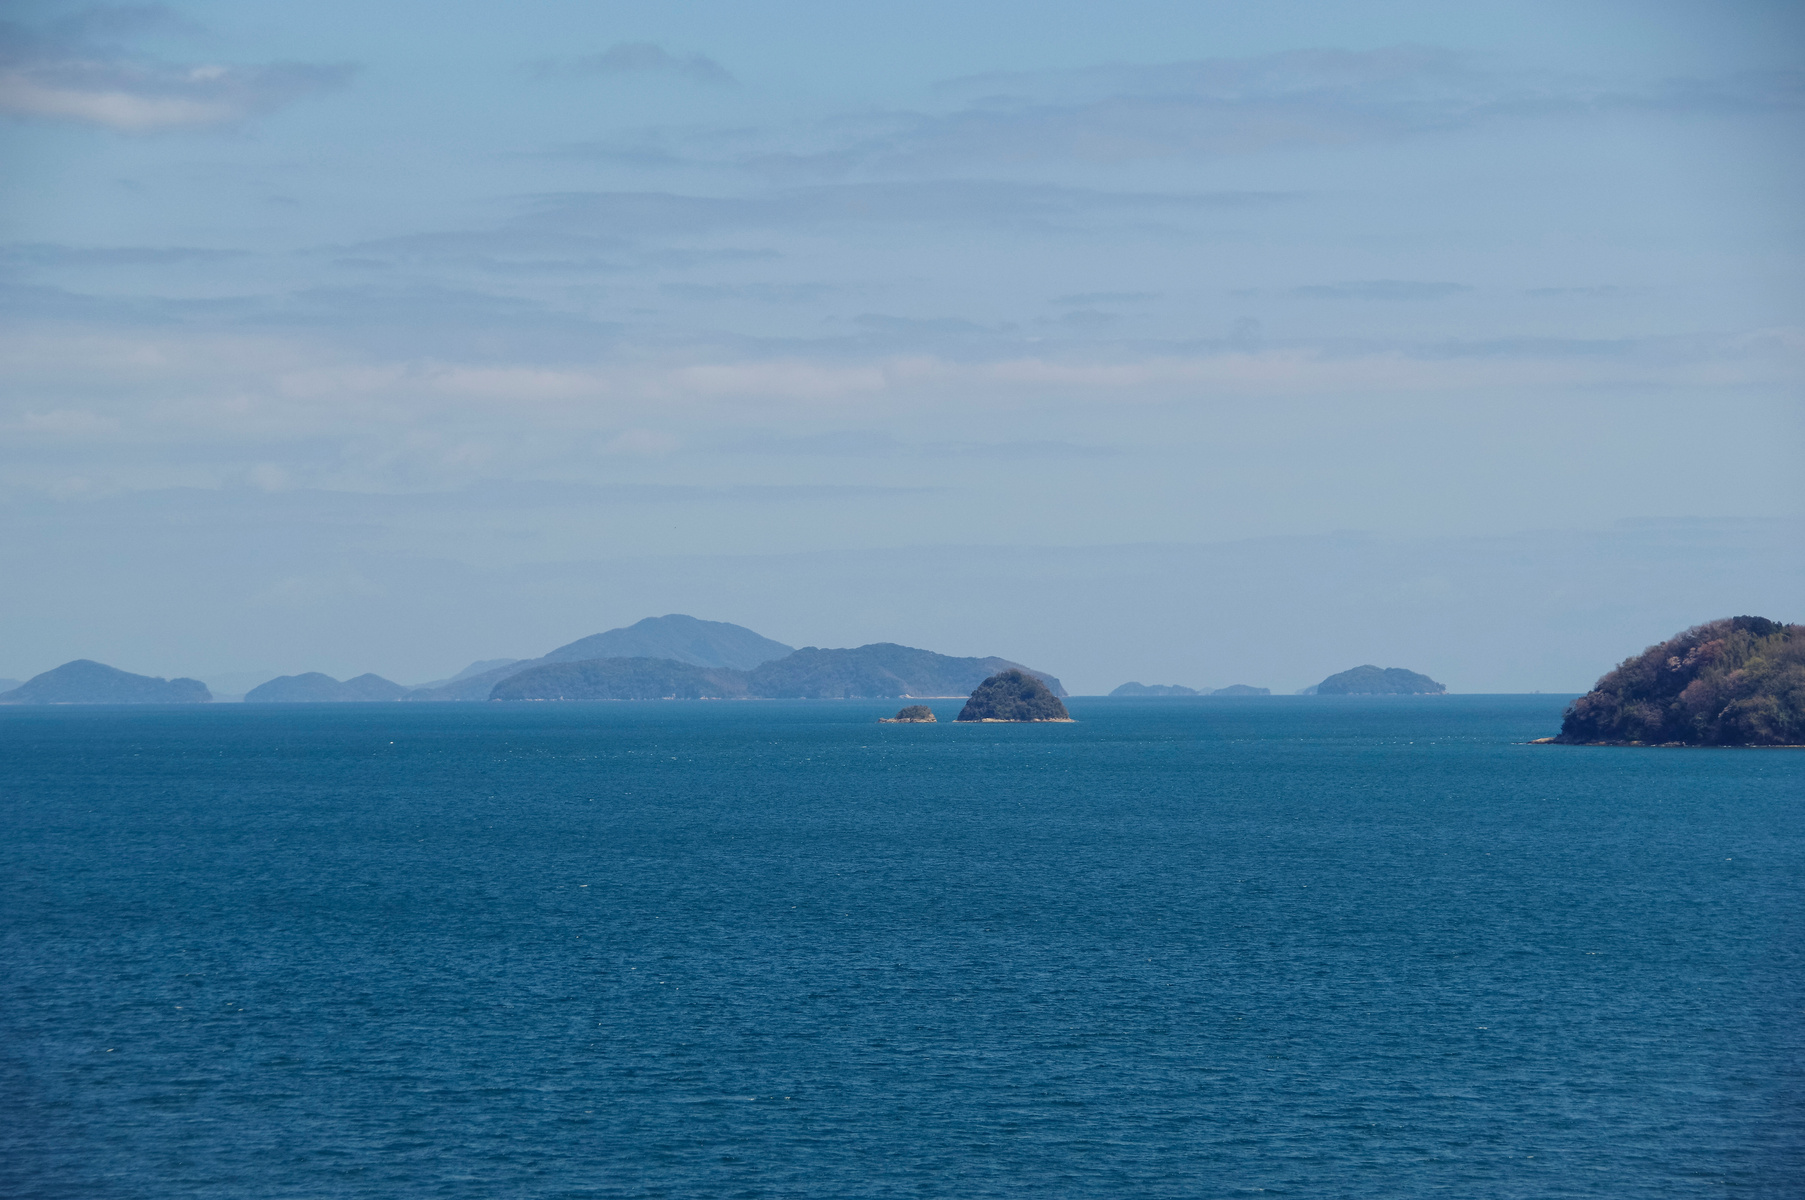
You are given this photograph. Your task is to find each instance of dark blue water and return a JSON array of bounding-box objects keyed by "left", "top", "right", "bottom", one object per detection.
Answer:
[{"left": 2, "top": 696, "right": 1800, "bottom": 1198}]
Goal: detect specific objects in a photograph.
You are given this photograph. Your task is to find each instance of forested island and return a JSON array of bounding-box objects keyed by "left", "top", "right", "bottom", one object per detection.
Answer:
[
  {"left": 956, "top": 670, "right": 1072, "bottom": 722},
  {"left": 1550, "top": 616, "right": 1803, "bottom": 746}
]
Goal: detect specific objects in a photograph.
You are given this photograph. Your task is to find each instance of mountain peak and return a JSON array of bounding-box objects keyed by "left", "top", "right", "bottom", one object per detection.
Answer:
[
  {"left": 0, "top": 660, "right": 211, "bottom": 705},
  {"left": 539, "top": 615, "right": 794, "bottom": 671}
]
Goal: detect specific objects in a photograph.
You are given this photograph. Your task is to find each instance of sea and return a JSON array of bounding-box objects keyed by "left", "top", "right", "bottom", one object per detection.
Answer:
[{"left": 2, "top": 695, "right": 1800, "bottom": 1198}]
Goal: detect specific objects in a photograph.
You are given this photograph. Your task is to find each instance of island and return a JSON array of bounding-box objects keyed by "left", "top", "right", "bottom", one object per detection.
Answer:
[
  {"left": 0, "top": 660, "right": 211, "bottom": 705},
  {"left": 491, "top": 643, "right": 1064, "bottom": 702},
  {"left": 1547, "top": 615, "right": 1802, "bottom": 746},
  {"left": 956, "top": 670, "right": 1073, "bottom": 722},
  {"left": 245, "top": 672, "right": 410, "bottom": 703},
  {"left": 1211, "top": 685, "right": 1271, "bottom": 696},
  {"left": 489, "top": 657, "right": 746, "bottom": 701},
  {"left": 411, "top": 615, "right": 794, "bottom": 701},
  {"left": 881, "top": 705, "right": 937, "bottom": 723},
  {"left": 1110, "top": 682, "right": 1200, "bottom": 696},
  {"left": 745, "top": 644, "right": 1064, "bottom": 700},
  {"left": 1313, "top": 665, "right": 1445, "bottom": 695}
]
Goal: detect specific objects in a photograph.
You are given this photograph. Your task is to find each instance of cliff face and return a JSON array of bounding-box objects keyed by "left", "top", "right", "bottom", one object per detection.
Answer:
[
  {"left": 1556, "top": 616, "right": 1804, "bottom": 746},
  {"left": 1315, "top": 666, "right": 1445, "bottom": 695},
  {"left": 0, "top": 660, "right": 211, "bottom": 705},
  {"left": 956, "top": 670, "right": 1072, "bottom": 722}
]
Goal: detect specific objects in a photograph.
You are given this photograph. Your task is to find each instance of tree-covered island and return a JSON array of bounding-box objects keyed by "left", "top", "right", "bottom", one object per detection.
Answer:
[
  {"left": 956, "top": 670, "right": 1073, "bottom": 722},
  {"left": 1549, "top": 616, "right": 1803, "bottom": 746}
]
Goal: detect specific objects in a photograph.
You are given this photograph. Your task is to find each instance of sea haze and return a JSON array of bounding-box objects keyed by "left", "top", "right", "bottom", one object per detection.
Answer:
[{"left": 2, "top": 696, "right": 1800, "bottom": 1197}]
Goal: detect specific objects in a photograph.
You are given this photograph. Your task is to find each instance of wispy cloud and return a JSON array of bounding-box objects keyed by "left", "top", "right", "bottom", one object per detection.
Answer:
[
  {"left": 0, "top": 9, "right": 353, "bottom": 130},
  {"left": 724, "top": 430, "right": 1116, "bottom": 460},
  {"left": 738, "top": 48, "right": 1805, "bottom": 175},
  {"left": 522, "top": 181, "right": 1284, "bottom": 234},
  {"left": 1053, "top": 291, "right": 1158, "bottom": 306},
  {"left": 1525, "top": 285, "right": 1654, "bottom": 299},
  {"left": 529, "top": 43, "right": 733, "bottom": 85},
  {"left": 1290, "top": 280, "right": 1471, "bottom": 301},
  {"left": 2, "top": 242, "right": 248, "bottom": 267},
  {"left": 319, "top": 181, "right": 1292, "bottom": 278},
  {"left": 15, "top": 408, "right": 121, "bottom": 436}
]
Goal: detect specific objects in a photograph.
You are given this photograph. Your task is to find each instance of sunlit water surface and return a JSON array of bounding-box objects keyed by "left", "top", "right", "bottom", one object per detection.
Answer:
[{"left": 3, "top": 696, "right": 1800, "bottom": 1197}]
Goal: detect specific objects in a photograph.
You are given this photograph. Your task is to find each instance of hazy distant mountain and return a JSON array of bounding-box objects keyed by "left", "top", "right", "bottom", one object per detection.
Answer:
[
  {"left": 451, "top": 658, "right": 522, "bottom": 681},
  {"left": 410, "top": 658, "right": 524, "bottom": 690},
  {"left": 492, "top": 643, "right": 1065, "bottom": 702},
  {"left": 746, "top": 644, "right": 1064, "bottom": 699},
  {"left": 245, "top": 672, "right": 411, "bottom": 703},
  {"left": 0, "top": 660, "right": 210, "bottom": 705},
  {"left": 1109, "top": 681, "right": 1270, "bottom": 696},
  {"left": 1110, "top": 682, "right": 1200, "bottom": 696},
  {"left": 409, "top": 615, "right": 792, "bottom": 701},
  {"left": 540, "top": 615, "right": 793, "bottom": 670},
  {"left": 0, "top": 679, "right": 18, "bottom": 694},
  {"left": 490, "top": 658, "right": 748, "bottom": 701},
  {"left": 408, "top": 662, "right": 526, "bottom": 702},
  {"left": 1315, "top": 666, "right": 1445, "bottom": 695}
]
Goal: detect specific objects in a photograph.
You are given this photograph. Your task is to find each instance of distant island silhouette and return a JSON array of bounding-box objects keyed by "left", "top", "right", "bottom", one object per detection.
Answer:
[
  {"left": 956, "top": 670, "right": 1073, "bottom": 722},
  {"left": 490, "top": 657, "right": 746, "bottom": 701},
  {"left": 1547, "top": 616, "right": 1802, "bottom": 746},
  {"left": 1309, "top": 666, "right": 1445, "bottom": 695},
  {"left": 493, "top": 643, "right": 1063, "bottom": 701},
  {"left": 10, "top": 617, "right": 1067, "bottom": 706},
  {"left": 0, "top": 660, "right": 211, "bottom": 705},
  {"left": 246, "top": 673, "right": 410, "bottom": 703},
  {"left": 1110, "top": 682, "right": 1270, "bottom": 696},
  {"left": 410, "top": 615, "right": 795, "bottom": 701}
]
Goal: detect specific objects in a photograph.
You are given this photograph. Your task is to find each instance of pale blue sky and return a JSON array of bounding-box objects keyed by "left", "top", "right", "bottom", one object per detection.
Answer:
[{"left": 2, "top": 0, "right": 1800, "bottom": 691}]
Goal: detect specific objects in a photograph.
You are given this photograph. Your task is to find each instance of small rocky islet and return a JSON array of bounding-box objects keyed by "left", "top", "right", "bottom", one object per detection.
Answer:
[{"left": 881, "top": 705, "right": 937, "bottom": 723}]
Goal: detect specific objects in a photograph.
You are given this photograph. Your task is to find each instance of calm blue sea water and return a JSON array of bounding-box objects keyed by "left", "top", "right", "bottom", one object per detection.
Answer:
[{"left": 2, "top": 695, "right": 1800, "bottom": 1198}]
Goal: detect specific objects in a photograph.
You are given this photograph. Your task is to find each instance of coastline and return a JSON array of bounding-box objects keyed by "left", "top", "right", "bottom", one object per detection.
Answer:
[{"left": 1529, "top": 737, "right": 1805, "bottom": 748}]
